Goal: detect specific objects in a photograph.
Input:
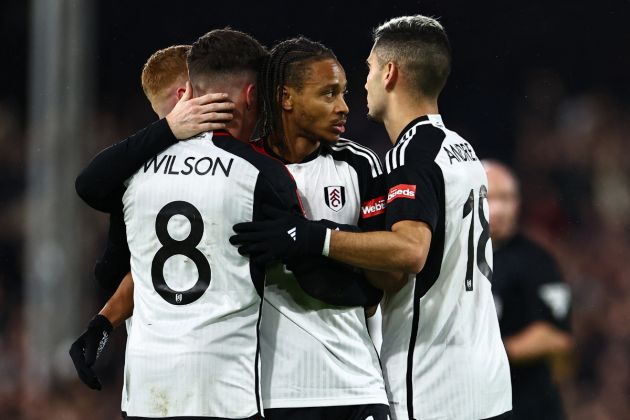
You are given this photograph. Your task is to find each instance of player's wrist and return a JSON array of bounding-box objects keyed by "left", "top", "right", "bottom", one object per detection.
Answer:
[{"left": 89, "top": 314, "right": 114, "bottom": 333}]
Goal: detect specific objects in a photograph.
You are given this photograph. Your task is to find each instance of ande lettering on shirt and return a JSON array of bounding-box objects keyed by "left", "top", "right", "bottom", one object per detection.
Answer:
[
  {"left": 443, "top": 143, "right": 478, "bottom": 165},
  {"left": 143, "top": 155, "right": 234, "bottom": 177}
]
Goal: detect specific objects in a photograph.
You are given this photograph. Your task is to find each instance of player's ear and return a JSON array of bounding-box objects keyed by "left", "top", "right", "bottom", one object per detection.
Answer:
[
  {"left": 281, "top": 86, "right": 293, "bottom": 111},
  {"left": 245, "top": 83, "right": 256, "bottom": 110},
  {"left": 384, "top": 61, "right": 398, "bottom": 91},
  {"left": 176, "top": 86, "right": 187, "bottom": 100}
]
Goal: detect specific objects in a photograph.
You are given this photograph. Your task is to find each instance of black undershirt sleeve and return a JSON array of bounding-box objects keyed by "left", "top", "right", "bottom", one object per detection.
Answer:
[
  {"left": 93, "top": 208, "right": 130, "bottom": 294},
  {"left": 75, "top": 118, "right": 177, "bottom": 212}
]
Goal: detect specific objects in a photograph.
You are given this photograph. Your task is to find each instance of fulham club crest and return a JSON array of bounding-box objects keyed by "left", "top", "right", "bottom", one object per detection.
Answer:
[{"left": 324, "top": 186, "right": 345, "bottom": 212}]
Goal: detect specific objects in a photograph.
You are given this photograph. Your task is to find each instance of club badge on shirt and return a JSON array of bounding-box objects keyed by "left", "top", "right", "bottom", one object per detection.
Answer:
[{"left": 324, "top": 186, "right": 346, "bottom": 212}]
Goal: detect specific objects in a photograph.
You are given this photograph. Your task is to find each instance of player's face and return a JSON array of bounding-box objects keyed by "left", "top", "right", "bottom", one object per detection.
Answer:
[
  {"left": 152, "top": 96, "right": 177, "bottom": 119},
  {"left": 365, "top": 50, "right": 386, "bottom": 122},
  {"left": 151, "top": 78, "right": 187, "bottom": 119},
  {"left": 486, "top": 167, "right": 520, "bottom": 242},
  {"left": 286, "top": 58, "right": 349, "bottom": 144}
]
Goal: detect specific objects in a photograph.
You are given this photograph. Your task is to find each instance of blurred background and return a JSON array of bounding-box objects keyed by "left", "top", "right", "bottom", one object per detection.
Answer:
[{"left": 1, "top": 0, "right": 629, "bottom": 418}]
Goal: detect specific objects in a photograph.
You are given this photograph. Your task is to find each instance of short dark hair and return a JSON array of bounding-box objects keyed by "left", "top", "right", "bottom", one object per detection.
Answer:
[
  {"left": 187, "top": 28, "right": 268, "bottom": 82},
  {"left": 258, "top": 37, "right": 337, "bottom": 152},
  {"left": 373, "top": 15, "right": 451, "bottom": 98}
]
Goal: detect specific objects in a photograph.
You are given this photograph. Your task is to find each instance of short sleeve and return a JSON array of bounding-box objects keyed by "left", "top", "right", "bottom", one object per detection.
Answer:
[
  {"left": 358, "top": 171, "right": 387, "bottom": 232},
  {"left": 326, "top": 139, "right": 387, "bottom": 232},
  {"left": 385, "top": 162, "right": 443, "bottom": 231},
  {"left": 524, "top": 251, "right": 572, "bottom": 331}
]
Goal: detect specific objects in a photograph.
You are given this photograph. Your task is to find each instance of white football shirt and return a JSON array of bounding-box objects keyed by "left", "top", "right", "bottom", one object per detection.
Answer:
[
  {"left": 120, "top": 131, "right": 301, "bottom": 418},
  {"left": 381, "top": 115, "right": 512, "bottom": 420},
  {"left": 252, "top": 138, "right": 389, "bottom": 409}
]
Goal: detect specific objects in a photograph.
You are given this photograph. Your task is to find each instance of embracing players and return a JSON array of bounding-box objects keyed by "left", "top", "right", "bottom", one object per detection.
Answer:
[
  {"left": 72, "top": 33, "right": 392, "bottom": 420},
  {"left": 232, "top": 15, "right": 513, "bottom": 420},
  {"left": 73, "top": 29, "right": 302, "bottom": 419}
]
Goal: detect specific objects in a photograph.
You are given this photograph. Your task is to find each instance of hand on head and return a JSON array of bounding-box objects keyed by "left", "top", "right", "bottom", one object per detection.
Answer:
[{"left": 165, "top": 82, "right": 236, "bottom": 139}]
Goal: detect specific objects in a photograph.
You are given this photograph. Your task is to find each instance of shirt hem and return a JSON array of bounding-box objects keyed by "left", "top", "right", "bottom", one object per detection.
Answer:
[{"left": 263, "top": 394, "right": 389, "bottom": 409}]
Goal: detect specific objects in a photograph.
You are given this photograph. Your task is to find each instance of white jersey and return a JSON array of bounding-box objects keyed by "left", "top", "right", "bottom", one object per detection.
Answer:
[
  {"left": 381, "top": 115, "right": 512, "bottom": 420},
  {"left": 120, "top": 131, "right": 301, "bottom": 418},
  {"left": 252, "top": 139, "right": 389, "bottom": 409}
]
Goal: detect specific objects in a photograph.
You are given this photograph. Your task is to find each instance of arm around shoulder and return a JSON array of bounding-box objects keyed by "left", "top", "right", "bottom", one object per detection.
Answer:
[{"left": 75, "top": 118, "right": 177, "bottom": 212}]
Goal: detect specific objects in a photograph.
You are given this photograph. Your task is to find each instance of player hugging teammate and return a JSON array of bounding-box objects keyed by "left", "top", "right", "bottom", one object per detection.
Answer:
[{"left": 71, "top": 15, "right": 513, "bottom": 420}]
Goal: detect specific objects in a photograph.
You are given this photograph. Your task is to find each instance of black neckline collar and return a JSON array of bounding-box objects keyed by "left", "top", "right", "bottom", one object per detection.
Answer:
[
  {"left": 262, "top": 138, "right": 323, "bottom": 164},
  {"left": 395, "top": 115, "right": 430, "bottom": 145}
]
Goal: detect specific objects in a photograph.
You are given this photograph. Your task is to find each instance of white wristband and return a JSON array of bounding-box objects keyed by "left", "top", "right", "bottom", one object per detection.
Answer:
[{"left": 322, "top": 228, "right": 332, "bottom": 256}]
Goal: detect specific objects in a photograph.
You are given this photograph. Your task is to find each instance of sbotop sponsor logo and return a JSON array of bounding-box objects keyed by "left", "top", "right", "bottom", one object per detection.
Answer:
[
  {"left": 361, "top": 196, "right": 386, "bottom": 218},
  {"left": 387, "top": 184, "right": 416, "bottom": 203}
]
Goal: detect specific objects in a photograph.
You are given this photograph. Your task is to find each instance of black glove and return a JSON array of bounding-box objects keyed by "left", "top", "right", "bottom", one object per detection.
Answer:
[
  {"left": 230, "top": 205, "right": 328, "bottom": 265},
  {"left": 69, "top": 314, "right": 113, "bottom": 390}
]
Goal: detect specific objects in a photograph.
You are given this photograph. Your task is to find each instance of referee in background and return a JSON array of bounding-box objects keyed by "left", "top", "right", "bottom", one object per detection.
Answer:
[{"left": 484, "top": 160, "right": 574, "bottom": 420}]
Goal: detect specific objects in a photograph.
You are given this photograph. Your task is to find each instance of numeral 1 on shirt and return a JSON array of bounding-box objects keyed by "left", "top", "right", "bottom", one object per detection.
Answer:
[{"left": 462, "top": 186, "right": 493, "bottom": 291}]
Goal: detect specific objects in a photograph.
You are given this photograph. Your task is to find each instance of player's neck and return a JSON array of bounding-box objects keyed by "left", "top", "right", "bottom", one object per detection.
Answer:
[
  {"left": 224, "top": 117, "right": 254, "bottom": 144},
  {"left": 277, "top": 115, "right": 320, "bottom": 163},
  {"left": 271, "top": 134, "right": 319, "bottom": 164},
  {"left": 383, "top": 96, "right": 439, "bottom": 144}
]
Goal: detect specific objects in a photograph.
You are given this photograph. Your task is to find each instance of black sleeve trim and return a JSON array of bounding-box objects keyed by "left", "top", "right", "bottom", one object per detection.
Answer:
[{"left": 327, "top": 139, "right": 387, "bottom": 231}]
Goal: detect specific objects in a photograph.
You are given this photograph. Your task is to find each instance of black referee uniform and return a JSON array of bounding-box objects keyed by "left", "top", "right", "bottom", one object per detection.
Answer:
[{"left": 493, "top": 233, "right": 572, "bottom": 420}]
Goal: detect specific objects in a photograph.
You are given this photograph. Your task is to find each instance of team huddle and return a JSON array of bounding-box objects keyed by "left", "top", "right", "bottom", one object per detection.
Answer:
[{"left": 70, "top": 15, "right": 512, "bottom": 420}]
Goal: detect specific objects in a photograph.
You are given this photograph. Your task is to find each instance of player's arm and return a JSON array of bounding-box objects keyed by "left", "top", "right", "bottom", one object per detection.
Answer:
[
  {"left": 254, "top": 174, "right": 383, "bottom": 305},
  {"left": 99, "top": 272, "right": 134, "bottom": 328},
  {"left": 75, "top": 118, "right": 177, "bottom": 211},
  {"left": 232, "top": 162, "right": 439, "bottom": 293},
  {"left": 354, "top": 160, "right": 410, "bottom": 292},
  {"left": 506, "top": 255, "right": 574, "bottom": 363},
  {"left": 231, "top": 207, "right": 427, "bottom": 293},
  {"left": 69, "top": 272, "right": 134, "bottom": 390},
  {"left": 286, "top": 219, "right": 385, "bottom": 306},
  {"left": 365, "top": 305, "right": 378, "bottom": 318},
  {"left": 364, "top": 267, "right": 408, "bottom": 294},
  {"left": 94, "top": 208, "right": 131, "bottom": 293},
  {"left": 329, "top": 221, "right": 431, "bottom": 291},
  {"left": 76, "top": 87, "right": 234, "bottom": 212},
  {"left": 504, "top": 321, "right": 574, "bottom": 363}
]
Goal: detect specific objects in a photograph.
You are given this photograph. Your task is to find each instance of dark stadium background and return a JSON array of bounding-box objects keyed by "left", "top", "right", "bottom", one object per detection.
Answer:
[{"left": 1, "top": 0, "right": 629, "bottom": 418}]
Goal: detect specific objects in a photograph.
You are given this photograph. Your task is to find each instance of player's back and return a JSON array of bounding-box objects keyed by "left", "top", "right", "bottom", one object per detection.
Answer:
[
  {"left": 381, "top": 115, "right": 511, "bottom": 420},
  {"left": 121, "top": 131, "right": 297, "bottom": 419}
]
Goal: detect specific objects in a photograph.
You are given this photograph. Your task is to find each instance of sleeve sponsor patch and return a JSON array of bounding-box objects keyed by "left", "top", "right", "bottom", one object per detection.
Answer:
[
  {"left": 387, "top": 184, "right": 416, "bottom": 204},
  {"left": 361, "top": 196, "right": 386, "bottom": 218}
]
